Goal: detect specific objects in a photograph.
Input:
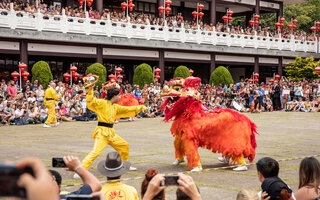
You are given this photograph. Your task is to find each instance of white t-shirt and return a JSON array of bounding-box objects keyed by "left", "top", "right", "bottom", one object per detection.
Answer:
[
  {"left": 27, "top": 97, "right": 36, "bottom": 102},
  {"left": 40, "top": 108, "right": 48, "bottom": 118},
  {"left": 14, "top": 109, "right": 24, "bottom": 119}
]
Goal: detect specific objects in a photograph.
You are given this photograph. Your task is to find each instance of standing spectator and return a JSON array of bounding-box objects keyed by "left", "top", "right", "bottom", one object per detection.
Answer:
[
  {"left": 36, "top": 85, "right": 45, "bottom": 104},
  {"left": 272, "top": 81, "right": 281, "bottom": 110},
  {"left": 98, "top": 152, "right": 139, "bottom": 200},
  {"left": 294, "top": 157, "right": 320, "bottom": 200}
]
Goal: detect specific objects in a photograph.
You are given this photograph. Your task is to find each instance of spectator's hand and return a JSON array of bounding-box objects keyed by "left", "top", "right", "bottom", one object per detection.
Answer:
[
  {"left": 177, "top": 173, "right": 201, "bottom": 200},
  {"left": 91, "top": 192, "right": 106, "bottom": 200},
  {"left": 142, "top": 174, "right": 166, "bottom": 200},
  {"left": 261, "top": 191, "right": 270, "bottom": 200},
  {"left": 15, "top": 157, "right": 59, "bottom": 200},
  {"left": 63, "top": 156, "right": 81, "bottom": 172}
]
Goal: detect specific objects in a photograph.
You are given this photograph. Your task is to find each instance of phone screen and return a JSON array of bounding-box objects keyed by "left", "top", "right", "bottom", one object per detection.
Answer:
[
  {"left": 0, "top": 165, "right": 34, "bottom": 197},
  {"left": 52, "top": 158, "right": 67, "bottom": 168},
  {"left": 164, "top": 175, "right": 179, "bottom": 186}
]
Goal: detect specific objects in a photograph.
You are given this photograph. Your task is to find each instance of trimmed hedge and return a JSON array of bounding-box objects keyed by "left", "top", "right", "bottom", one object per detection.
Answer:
[
  {"left": 85, "top": 63, "right": 107, "bottom": 89},
  {"left": 133, "top": 63, "right": 154, "bottom": 88},
  {"left": 31, "top": 61, "right": 53, "bottom": 88},
  {"left": 173, "top": 65, "right": 190, "bottom": 78},
  {"left": 209, "top": 66, "right": 234, "bottom": 86}
]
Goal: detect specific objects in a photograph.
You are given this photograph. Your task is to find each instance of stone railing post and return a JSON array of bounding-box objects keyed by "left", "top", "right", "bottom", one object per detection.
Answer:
[
  {"left": 106, "top": 13, "right": 111, "bottom": 37},
  {"left": 36, "top": 9, "right": 43, "bottom": 31},
  {"left": 212, "top": 27, "right": 216, "bottom": 45},
  {"left": 85, "top": 11, "right": 90, "bottom": 35},
  {"left": 9, "top": 2, "right": 16, "bottom": 29},
  {"left": 181, "top": 23, "right": 186, "bottom": 43},
  {"left": 61, "top": 8, "right": 67, "bottom": 33}
]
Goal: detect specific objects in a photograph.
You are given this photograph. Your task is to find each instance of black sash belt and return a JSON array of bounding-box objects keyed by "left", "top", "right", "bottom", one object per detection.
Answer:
[
  {"left": 46, "top": 98, "right": 54, "bottom": 100},
  {"left": 98, "top": 122, "right": 114, "bottom": 128}
]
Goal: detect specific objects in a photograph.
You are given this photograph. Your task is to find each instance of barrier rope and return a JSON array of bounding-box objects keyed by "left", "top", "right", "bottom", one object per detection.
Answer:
[{"left": 60, "top": 154, "right": 320, "bottom": 188}]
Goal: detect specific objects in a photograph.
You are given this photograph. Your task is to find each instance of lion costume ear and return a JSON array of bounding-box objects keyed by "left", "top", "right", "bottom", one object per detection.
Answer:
[{"left": 184, "top": 77, "right": 201, "bottom": 89}]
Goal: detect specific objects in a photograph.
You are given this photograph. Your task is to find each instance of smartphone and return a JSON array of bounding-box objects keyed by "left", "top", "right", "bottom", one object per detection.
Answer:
[
  {"left": 52, "top": 158, "right": 66, "bottom": 168},
  {"left": 162, "top": 175, "right": 179, "bottom": 186},
  {"left": 66, "top": 194, "right": 100, "bottom": 200},
  {"left": 0, "top": 165, "right": 34, "bottom": 197}
]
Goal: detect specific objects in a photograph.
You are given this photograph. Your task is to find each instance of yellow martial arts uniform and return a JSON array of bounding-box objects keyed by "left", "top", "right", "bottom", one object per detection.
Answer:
[
  {"left": 81, "top": 88, "right": 146, "bottom": 170},
  {"left": 44, "top": 86, "right": 61, "bottom": 125}
]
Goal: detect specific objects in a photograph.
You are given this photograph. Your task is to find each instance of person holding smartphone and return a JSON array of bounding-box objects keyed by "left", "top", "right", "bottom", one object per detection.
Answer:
[{"left": 79, "top": 85, "right": 146, "bottom": 177}]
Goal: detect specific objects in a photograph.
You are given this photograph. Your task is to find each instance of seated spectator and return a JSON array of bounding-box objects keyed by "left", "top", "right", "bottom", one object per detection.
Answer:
[
  {"left": 256, "top": 157, "right": 295, "bottom": 199},
  {"left": 13, "top": 103, "right": 28, "bottom": 125},
  {"left": 40, "top": 104, "right": 48, "bottom": 123},
  {"left": 98, "top": 151, "right": 139, "bottom": 200},
  {"left": 28, "top": 106, "right": 41, "bottom": 124},
  {"left": 294, "top": 157, "right": 320, "bottom": 200},
  {"left": 261, "top": 177, "right": 294, "bottom": 200},
  {"left": 58, "top": 102, "right": 73, "bottom": 122},
  {"left": 236, "top": 189, "right": 259, "bottom": 200},
  {"left": 70, "top": 102, "right": 88, "bottom": 121}
]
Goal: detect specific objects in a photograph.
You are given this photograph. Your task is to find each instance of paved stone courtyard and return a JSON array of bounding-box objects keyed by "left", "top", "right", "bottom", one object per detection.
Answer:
[{"left": 0, "top": 112, "right": 320, "bottom": 199}]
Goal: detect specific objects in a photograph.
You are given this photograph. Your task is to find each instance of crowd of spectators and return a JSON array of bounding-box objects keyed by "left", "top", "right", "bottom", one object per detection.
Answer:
[
  {"left": 0, "top": 75, "right": 320, "bottom": 125},
  {"left": 0, "top": 0, "right": 317, "bottom": 41},
  {"left": 3, "top": 154, "right": 320, "bottom": 199}
]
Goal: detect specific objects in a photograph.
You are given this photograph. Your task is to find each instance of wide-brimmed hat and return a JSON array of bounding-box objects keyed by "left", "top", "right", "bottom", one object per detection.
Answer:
[{"left": 98, "top": 152, "right": 131, "bottom": 178}]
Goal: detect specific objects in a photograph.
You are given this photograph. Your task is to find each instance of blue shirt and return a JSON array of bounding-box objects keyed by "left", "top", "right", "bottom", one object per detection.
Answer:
[
  {"left": 134, "top": 90, "right": 142, "bottom": 98},
  {"left": 60, "top": 184, "right": 92, "bottom": 199}
]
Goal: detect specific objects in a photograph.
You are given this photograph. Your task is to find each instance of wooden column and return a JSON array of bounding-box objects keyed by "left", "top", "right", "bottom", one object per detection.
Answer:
[
  {"left": 210, "top": 0, "right": 216, "bottom": 26},
  {"left": 255, "top": 0, "right": 260, "bottom": 14},
  {"left": 210, "top": 53, "right": 216, "bottom": 75},
  {"left": 159, "top": 50, "right": 165, "bottom": 83},
  {"left": 278, "top": 57, "right": 283, "bottom": 76},
  {"left": 96, "top": 0, "right": 103, "bottom": 15},
  {"left": 254, "top": 56, "right": 259, "bottom": 74},
  {"left": 19, "top": 40, "right": 28, "bottom": 66},
  {"left": 96, "top": 45, "right": 103, "bottom": 64}
]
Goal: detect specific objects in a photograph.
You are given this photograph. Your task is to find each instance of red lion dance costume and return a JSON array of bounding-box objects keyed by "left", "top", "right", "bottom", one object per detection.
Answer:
[
  {"left": 160, "top": 77, "right": 258, "bottom": 172},
  {"left": 103, "top": 79, "right": 139, "bottom": 119}
]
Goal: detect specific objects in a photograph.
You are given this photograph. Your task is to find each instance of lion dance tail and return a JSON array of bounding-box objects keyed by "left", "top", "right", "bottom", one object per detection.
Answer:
[{"left": 198, "top": 108, "right": 258, "bottom": 163}]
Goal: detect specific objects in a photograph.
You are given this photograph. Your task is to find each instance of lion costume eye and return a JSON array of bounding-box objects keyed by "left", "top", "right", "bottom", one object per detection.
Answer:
[{"left": 173, "top": 85, "right": 182, "bottom": 91}]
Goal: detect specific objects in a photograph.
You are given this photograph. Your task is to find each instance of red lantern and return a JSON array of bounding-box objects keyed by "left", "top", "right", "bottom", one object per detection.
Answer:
[
  {"left": 197, "top": 4, "right": 204, "bottom": 11},
  {"left": 121, "top": 2, "right": 127, "bottom": 11},
  {"left": 158, "top": 6, "right": 165, "bottom": 15},
  {"left": 269, "top": 79, "right": 274, "bottom": 84},
  {"left": 22, "top": 71, "right": 30, "bottom": 81},
  {"left": 253, "top": 73, "right": 259, "bottom": 79},
  {"left": 117, "top": 75, "right": 123, "bottom": 79},
  {"left": 274, "top": 75, "right": 280, "bottom": 80},
  {"left": 292, "top": 19, "right": 298, "bottom": 24},
  {"left": 11, "top": 71, "right": 19, "bottom": 81},
  {"left": 254, "top": 20, "right": 259, "bottom": 25},
  {"left": 73, "top": 72, "right": 80, "bottom": 81},
  {"left": 115, "top": 67, "right": 122, "bottom": 75},
  {"left": 222, "top": 16, "right": 228, "bottom": 23},
  {"left": 249, "top": 20, "right": 254, "bottom": 26},
  {"left": 316, "top": 22, "right": 320, "bottom": 26},
  {"left": 154, "top": 68, "right": 161, "bottom": 74},
  {"left": 109, "top": 74, "right": 116, "bottom": 80},
  {"left": 254, "top": 78, "right": 259, "bottom": 83},
  {"left": 189, "top": 69, "right": 194, "bottom": 76},
  {"left": 314, "top": 66, "right": 320, "bottom": 74},
  {"left": 279, "top": 23, "right": 284, "bottom": 29},
  {"left": 63, "top": 73, "right": 71, "bottom": 82},
  {"left": 280, "top": 17, "right": 285, "bottom": 22},
  {"left": 228, "top": 16, "right": 232, "bottom": 22},
  {"left": 227, "top": 10, "right": 233, "bottom": 16},
  {"left": 87, "top": 0, "right": 93, "bottom": 7},
  {"left": 165, "top": 0, "right": 172, "bottom": 5},
  {"left": 292, "top": 25, "right": 296, "bottom": 30},
  {"left": 165, "top": 7, "right": 171, "bottom": 15},
  {"left": 248, "top": 79, "right": 253, "bottom": 83},
  {"left": 18, "top": 63, "right": 27, "bottom": 73},
  {"left": 156, "top": 75, "right": 160, "bottom": 79},
  {"left": 254, "top": 15, "right": 260, "bottom": 19},
  {"left": 287, "top": 24, "right": 292, "bottom": 29},
  {"left": 78, "top": 0, "right": 84, "bottom": 6},
  {"left": 198, "top": 12, "right": 204, "bottom": 20},
  {"left": 128, "top": 3, "right": 135, "bottom": 11},
  {"left": 311, "top": 26, "right": 317, "bottom": 32},
  {"left": 275, "top": 22, "right": 280, "bottom": 27},
  {"left": 70, "top": 66, "right": 77, "bottom": 72}
]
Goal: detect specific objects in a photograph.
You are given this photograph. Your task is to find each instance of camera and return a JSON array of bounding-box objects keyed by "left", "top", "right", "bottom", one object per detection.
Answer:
[
  {"left": 66, "top": 194, "right": 100, "bottom": 200},
  {"left": 52, "top": 158, "right": 67, "bottom": 168},
  {"left": 0, "top": 165, "right": 34, "bottom": 197},
  {"left": 161, "top": 175, "right": 179, "bottom": 186}
]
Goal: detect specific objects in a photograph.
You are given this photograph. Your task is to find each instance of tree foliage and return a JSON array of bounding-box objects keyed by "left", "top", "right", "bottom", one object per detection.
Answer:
[
  {"left": 133, "top": 63, "right": 154, "bottom": 88},
  {"left": 284, "top": 57, "right": 320, "bottom": 81},
  {"left": 31, "top": 61, "right": 53, "bottom": 88},
  {"left": 85, "top": 63, "right": 107, "bottom": 89},
  {"left": 209, "top": 66, "right": 234, "bottom": 86},
  {"left": 173, "top": 65, "right": 190, "bottom": 78}
]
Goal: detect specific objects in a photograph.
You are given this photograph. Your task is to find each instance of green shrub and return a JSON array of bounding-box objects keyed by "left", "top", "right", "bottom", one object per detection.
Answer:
[
  {"left": 284, "top": 57, "right": 320, "bottom": 81},
  {"left": 173, "top": 65, "right": 190, "bottom": 78},
  {"left": 209, "top": 66, "right": 234, "bottom": 86},
  {"left": 85, "top": 63, "right": 107, "bottom": 89},
  {"left": 31, "top": 61, "right": 53, "bottom": 88},
  {"left": 133, "top": 63, "right": 154, "bottom": 88}
]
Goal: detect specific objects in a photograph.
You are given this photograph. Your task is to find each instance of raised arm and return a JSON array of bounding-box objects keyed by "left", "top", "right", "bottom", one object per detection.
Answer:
[{"left": 86, "top": 87, "right": 104, "bottom": 113}]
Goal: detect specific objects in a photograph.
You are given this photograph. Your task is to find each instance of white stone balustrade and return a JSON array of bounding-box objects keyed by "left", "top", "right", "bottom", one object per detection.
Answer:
[{"left": 0, "top": 7, "right": 319, "bottom": 53}]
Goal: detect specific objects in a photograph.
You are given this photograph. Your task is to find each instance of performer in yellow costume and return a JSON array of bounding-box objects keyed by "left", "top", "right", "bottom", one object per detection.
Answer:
[
  {"left": 43, "top": 81, "right": 62, "bottom": 128},
  {"left": 78, "top": 85, "right": 146, "bottom": 177}
]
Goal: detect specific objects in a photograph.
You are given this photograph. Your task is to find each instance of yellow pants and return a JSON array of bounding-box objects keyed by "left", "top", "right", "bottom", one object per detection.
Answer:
[
  {"left": 45, "top": 102, "right": 57, "bottom": 125},
  {"left": 236, "top": 155, "right": 246, "bottom": 166},
  {"left": 81, "top": 132, "right": 129, "bottom": 170}
]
